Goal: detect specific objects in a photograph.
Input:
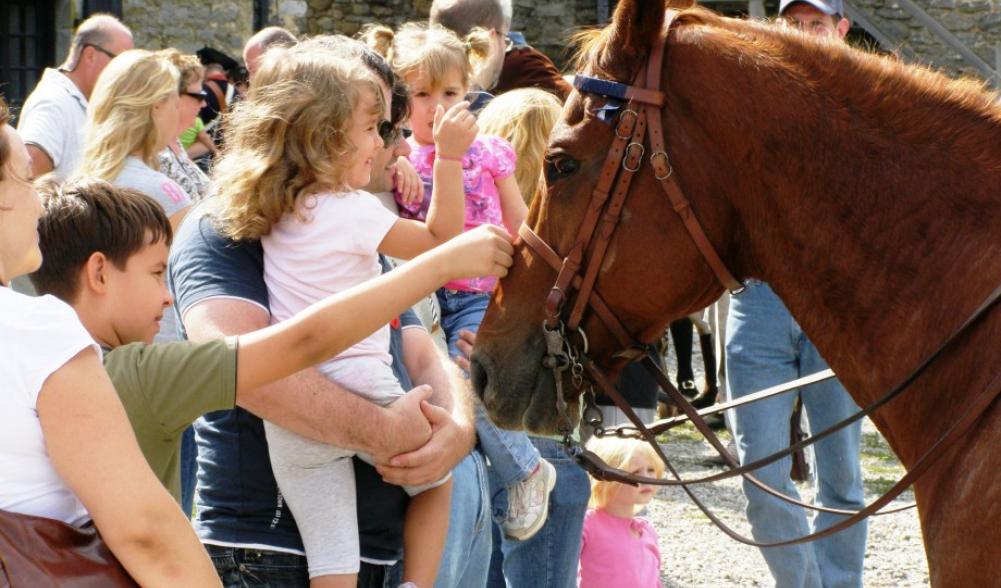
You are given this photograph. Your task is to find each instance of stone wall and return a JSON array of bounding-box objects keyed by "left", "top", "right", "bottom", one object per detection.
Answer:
[
  {"left": 112, "top": 0, "right": 1000, "bottom": 82},
  {"left": 122, "top": 0, "right": 254, "bottom": 58},
  {"left": 299, "top": 0, "right": 594, "bottom": 69},
  {"left": 303, "top": 0, "right": 429, "bottom": 37},
  {"left": 850, "top": 0, "right": 1001, "bottom": 81}
]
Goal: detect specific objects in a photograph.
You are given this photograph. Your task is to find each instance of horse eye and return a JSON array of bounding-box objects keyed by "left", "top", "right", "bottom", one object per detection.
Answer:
[{"left": 544, "top": 157, "right": 580, "bottom": 184}]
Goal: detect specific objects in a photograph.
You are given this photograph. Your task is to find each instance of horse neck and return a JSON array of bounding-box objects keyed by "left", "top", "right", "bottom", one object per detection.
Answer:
[{"left": 667, "top": 26, "right": 1001, "bottom": 461}]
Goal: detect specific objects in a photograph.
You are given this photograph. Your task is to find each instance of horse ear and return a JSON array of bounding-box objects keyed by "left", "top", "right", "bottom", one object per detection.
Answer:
[{"left": 599, "top": 0, "right": 671, "bottom": 76}]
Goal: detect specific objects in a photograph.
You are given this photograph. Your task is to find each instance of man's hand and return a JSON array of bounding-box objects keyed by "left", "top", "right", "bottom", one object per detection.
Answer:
[
  {"left": 393, "top": 156, "right": 424, "bottom": 206},
  {"left": 373, "top": 385, "right": 435, "bottom": 461},
  {"left": 453, "top": 328, "right": 477, "bottom": 372},
  {"left": 375, "top": 399, "right": 475, "bottom": 486}
]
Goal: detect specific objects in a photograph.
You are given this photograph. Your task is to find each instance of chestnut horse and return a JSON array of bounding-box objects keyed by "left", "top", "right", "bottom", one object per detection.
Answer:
[{"left": 471, "top": 0, "right": 1001, "bottom": 584}]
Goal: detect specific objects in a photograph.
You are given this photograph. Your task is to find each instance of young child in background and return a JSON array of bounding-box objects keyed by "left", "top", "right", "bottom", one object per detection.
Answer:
[
  {"left": 579, "top": 437, "right": 665, "bottom": 588},
  {"left": 477, "top": 88, "right": 563, "bottom": 206},
  {"left": 214, "top": 39, "right": 479, "bottom": 587},
  {"left": 365, "top": 22, "right": 556, "bottom": 542}
]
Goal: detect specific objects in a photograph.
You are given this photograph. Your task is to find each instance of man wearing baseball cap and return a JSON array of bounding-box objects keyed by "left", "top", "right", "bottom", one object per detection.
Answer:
[
  {"left": 779, "top": 0, "right": 850, "bottom": 38},
  {"left": 724, "top": 2, "right": 867, "bottom": 587}
]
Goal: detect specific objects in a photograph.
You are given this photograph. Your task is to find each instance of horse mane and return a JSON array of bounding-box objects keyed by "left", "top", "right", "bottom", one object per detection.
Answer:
[{"left": 573, "top": 7, "right": 1001, "bottom": 170}]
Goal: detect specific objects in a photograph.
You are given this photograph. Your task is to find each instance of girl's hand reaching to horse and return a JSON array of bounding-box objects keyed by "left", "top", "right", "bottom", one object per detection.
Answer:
[
  {"left": 429, "top": 224, "right": 513, "bottom": 282},
  {"left": 434, "top": 101, "right": 477, "bottom": 161}
]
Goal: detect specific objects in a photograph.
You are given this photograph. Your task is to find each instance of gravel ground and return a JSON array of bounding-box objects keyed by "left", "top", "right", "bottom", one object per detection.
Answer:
[
  {"left": 645, "top": 422, "right": 928, "bottom": 587},
  {"left": 638, "top": 332, "right": 930, "bottom": 587}
]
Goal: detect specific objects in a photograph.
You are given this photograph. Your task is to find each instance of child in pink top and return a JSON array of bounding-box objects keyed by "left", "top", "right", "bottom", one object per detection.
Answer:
[
  {"left": 579, "top": 437, "right": 666, "bottom": 588},
  {"left": 373, "top": 22, "right": 557, "bottom": 543},
  {"left": 403, "top": 135, "right": 515, "bottom": 293}
]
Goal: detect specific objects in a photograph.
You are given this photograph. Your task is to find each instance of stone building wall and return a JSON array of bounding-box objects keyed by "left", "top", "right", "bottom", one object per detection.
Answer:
[
  {"left": 111, "top": 0, "right": 1000, "bottom": 82},
  {"left": 850, "top": 0, "right": 1001, "bottom": 80},
  {"left": 122, "top": 0, "right": 254, "bottom": 57}
]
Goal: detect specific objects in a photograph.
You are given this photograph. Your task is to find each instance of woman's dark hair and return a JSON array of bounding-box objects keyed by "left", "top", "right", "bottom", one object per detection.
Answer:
[{"left": 356, "top": 45, "right": 411, "bottom": 127}]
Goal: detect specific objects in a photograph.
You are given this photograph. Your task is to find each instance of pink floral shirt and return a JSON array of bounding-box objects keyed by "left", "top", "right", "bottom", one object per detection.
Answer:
[{"left": 398, "top": 135, "right": 516, "bottom": 292}]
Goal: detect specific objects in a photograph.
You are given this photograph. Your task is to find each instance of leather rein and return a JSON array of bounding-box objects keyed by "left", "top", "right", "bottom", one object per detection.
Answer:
[{"left": 518, "top": 10, "right": 1001, "bottom": 547}]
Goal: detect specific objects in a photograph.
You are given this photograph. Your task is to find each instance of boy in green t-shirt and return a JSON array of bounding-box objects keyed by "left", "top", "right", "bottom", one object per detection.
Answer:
[{"left": 29, "top": 177, "right": 514, "bottom": 502}]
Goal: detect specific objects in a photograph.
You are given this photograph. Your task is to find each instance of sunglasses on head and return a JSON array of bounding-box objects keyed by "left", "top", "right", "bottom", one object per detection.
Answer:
[{"left": 378, "top": 120, "right": 413, "bottom": 148}]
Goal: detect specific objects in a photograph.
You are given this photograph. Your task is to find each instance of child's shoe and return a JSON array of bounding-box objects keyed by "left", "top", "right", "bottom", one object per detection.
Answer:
[{"left": 502, "top": 459, "right": 557, "bottom": 541}]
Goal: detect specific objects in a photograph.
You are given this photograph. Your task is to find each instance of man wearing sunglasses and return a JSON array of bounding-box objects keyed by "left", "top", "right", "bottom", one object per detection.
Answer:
[{"left": 17, "top": 14, "right": 133, "bottom": 180}]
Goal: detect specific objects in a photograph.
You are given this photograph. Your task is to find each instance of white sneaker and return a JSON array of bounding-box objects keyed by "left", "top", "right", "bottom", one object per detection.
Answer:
[{"left": 502, "top": 459, "right": 557, "bottom": 541}]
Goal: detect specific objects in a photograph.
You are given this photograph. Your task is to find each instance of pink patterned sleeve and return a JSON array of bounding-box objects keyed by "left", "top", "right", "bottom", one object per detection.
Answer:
[{"left": 480, "top": 135, "right": 517, "bottom": 180}]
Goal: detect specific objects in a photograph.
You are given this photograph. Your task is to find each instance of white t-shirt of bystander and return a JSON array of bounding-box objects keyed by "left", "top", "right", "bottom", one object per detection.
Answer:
[
  {"left": 0, "top": 287, "right": 100, "bottom": 527},
  {"left": 16, "top": 68, "right": 89, "bottom": 180}
]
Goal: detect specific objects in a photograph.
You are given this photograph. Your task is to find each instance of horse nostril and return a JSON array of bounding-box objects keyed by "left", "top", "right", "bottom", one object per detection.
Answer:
[{"left": 470, "top": 356, "right": 489, "bottom": 400}]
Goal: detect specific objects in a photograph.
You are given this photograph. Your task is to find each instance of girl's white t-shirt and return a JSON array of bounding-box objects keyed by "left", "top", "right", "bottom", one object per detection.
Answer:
[
  {"left": 0, "top": 286, "right": 99, "bottom": 527},
  {"left": 262, "top": 190, "right": 399, "bottom": 364}
]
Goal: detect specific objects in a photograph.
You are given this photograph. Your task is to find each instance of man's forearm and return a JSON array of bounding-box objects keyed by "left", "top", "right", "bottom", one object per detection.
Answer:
[
  {"left": 183, "top": 298, "right": 424, "bottom": 456},
  {"left": 239, "top": 366, "right": 403, "bottom": 454}
]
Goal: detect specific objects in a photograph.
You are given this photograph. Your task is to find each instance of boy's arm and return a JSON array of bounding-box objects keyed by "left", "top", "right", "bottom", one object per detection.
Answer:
[
  {"left": 236, "top": 225, "right": 513, "bottom": 393},
  {"left": 184, "top": 297, "right": 433, "bottom": 457},
  {"left": 497, "top": 174, "right": 528, "bottom": 234}
]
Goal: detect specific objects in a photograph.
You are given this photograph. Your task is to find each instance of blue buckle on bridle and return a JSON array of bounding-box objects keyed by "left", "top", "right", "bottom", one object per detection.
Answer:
[{"left": 574, "top": 74, "right": 631, "bottom": 124}]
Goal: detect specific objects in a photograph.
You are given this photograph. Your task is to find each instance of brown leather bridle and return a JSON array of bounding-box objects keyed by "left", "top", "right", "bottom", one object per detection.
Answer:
[{"left": 517, "top": 10, "right": 1001, "bottom": 546}]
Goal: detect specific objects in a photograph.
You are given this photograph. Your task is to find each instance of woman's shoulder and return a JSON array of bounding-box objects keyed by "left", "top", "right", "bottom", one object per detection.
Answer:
[
  {"left": 115, "top": 158, "right": 191, "bottom": 213},
  {"left": 0, "top": 289, "right": 98, "bottom": 403},
  {"left": 0, "top": 288, "right": 81, "bottom": 330}
]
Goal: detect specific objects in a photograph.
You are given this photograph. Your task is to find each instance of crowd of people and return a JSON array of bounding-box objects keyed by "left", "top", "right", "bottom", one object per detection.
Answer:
[{"left": 0, "top": 0, "right": 872, "bottom": 586}]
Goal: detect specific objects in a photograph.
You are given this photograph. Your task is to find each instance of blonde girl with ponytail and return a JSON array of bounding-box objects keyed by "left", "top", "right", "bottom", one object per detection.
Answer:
[{"left": 363, "top": 23, "right": 556, "bottom": 544}]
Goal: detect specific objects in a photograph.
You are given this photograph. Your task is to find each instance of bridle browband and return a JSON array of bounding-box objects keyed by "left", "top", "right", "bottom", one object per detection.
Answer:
[{"left": 517, "top": 9, "right": 1001, "bottom": 547}]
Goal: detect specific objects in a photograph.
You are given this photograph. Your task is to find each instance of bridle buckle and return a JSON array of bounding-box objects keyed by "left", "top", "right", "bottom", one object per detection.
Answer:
[
  {"left": 622, "top": 142, "right": 645, "bottom": 173},
  {"left": 650, "top": 150, "right": 674, "bottom": 180}
]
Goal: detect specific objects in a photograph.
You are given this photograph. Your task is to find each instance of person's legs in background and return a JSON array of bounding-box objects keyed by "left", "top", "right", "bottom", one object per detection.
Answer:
[
  {"left": 670, "top": 318, "right": 697, "bottom": 398},
  {"left": 727, "top": 281, "right": 822, "bottom": 588},
  {"left": 800, "top": 338, "right": 867, "bottom": 588},
  {"left": 180, "top": 425, "right": 197, "bottom": 517}
]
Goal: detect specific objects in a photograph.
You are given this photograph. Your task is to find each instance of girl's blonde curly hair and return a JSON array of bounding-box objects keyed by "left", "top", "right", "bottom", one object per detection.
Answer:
[
  {"left": 213, "top": 39, "right": 385, "bottom": 241},
  {"left": 360, "top": 22, "right": 492, "bottom": 91}
]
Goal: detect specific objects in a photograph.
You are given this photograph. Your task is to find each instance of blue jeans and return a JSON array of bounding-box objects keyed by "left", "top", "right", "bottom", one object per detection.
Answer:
[
  {"left": 726, "top": 282, "right": 867, "bottom": 588},
  {"left": 206, "top": 544, "right": 401, "bottom": 588},
  {"left": 180, "top": 425, "right": 197, "bottom": 516},
  {"left": 487, "top": 438, "right": 591, "bottom": 588},
  {"left": 435, "top": 450, "right": 493, "bottom": 588},
  {"left": 206, "top": 544, "right": 308, "bottom": 587},
  {"left": 437, "top": 288, "right": 540, "bottom": 487}
]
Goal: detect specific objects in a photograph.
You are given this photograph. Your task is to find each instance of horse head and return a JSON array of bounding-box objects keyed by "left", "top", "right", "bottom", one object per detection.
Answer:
[{"left": 472, "top": 0, "right": 742, "bottom": 433}]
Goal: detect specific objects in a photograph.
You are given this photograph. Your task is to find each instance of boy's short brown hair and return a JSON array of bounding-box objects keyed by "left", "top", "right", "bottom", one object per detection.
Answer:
[{"left": 30, "top": 177, "right": 173, "bottom": 302}]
